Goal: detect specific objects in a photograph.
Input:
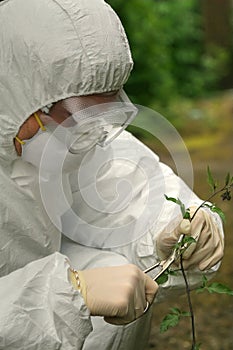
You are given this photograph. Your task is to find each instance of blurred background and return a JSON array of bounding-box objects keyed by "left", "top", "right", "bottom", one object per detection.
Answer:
[{"left": 107, "top": 1, "right": 233, "bottom": 349}]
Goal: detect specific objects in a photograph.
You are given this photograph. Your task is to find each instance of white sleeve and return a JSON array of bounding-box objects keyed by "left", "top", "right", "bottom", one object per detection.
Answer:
[{"left": 0, "top": 252, "right": 92, "bottom": 350}]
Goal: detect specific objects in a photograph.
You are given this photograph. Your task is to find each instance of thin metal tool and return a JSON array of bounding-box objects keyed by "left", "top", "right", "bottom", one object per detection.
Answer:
[{"left": 144, "top": 234, "right": 185, "bottom": 281}]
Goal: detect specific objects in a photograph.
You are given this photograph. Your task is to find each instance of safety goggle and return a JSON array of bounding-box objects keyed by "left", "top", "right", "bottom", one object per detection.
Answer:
[{"left": 43, "top": 89, "right": 138, "bottom": 154}]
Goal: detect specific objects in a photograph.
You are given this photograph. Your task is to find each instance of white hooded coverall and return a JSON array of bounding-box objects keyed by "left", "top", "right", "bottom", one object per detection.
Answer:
[{"left": 0, "top": 0, "right": 223, "bottom": 349}]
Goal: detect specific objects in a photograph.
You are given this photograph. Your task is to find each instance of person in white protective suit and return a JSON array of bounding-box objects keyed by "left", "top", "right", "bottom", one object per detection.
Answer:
[{"left": 0, "top": 0, "right": 224, "bottom": 349}]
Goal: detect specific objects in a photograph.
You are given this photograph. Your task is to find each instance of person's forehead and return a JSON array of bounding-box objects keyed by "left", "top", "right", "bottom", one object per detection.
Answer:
[
  {"left": 45, "top": 91, "right": 119, "bottom": 111},
  {"left": 40, "top": 90, "right": 121, "bottom": 125}
]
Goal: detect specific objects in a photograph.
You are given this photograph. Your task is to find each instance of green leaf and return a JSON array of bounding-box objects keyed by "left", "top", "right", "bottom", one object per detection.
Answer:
[
  {"left": 156, "top": 273, "right": 169, "bottom": 285},
  {"left": 196, "top": 275, "right": 208, "bottom": 293},
  {"left": 180, "top": 311, "right": 191, "bottom": 317},
  {"left": 207, "top": 166, "right": 217, "bottom": 192},
  {"left": 160, "top": 313, "right": 180, "bottom": 333},
  {"left": 170, "top": 307, "right": 181, "bottom": 315},
  {"left": 178, "top": 236, "right": 196, "bottom": 255},
  {"left": 182, "top": 236, "right": 196, "bottom": 245},
  {"left": 206, "top": 283, "right": 233, "bottom": 295},
  {"left": 202, "top": 203, "right": 226, "bottom": 222},
  {"left": 160, "top": 307, "right": 191, "bottom": 333},
  {"left": 164, "top": 195, "right": 180, "bottom": 204},
  {"left": 167, "top": 269, "right": 178, "bottom": 276},
  {"left": 202, "top": 203, "right": 212, "bottom": 209},
  {"left": 202, "top": 275, "right": 208, "bottom": 286},
  {"left": 196, "top": 277, "right": 233, "bottom": 295},
  {"left": 183, "top": 210, "right": 191, "bottom": 220},
  {"left": 164, "top": 195, "right": 189, "bottom": 219},
  {"left": 180, "top": 203, "right": 187, "bottom": 218},
  {"left": 210, "top": 206, "right": 226, "bottom": 223},
  {"left": 193, "top": 343, "right": 202, "bottom": 350}
]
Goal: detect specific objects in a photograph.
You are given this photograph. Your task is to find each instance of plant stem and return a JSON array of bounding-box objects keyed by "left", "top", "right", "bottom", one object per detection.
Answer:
[
  {"left": 182, "top": 185, "right": 231, "bottom": 348},
  {"left": 180, "top": 254, "right": 196, "bottom": 349},
  {"left": 190, "top": 184, "right": 232, "bottom": 221},
  {"left": 179, "top": 182, "right": 232, "bottom": 349}
]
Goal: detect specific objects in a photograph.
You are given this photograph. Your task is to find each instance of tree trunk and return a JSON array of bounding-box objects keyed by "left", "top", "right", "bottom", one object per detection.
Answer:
[
  {"left": 201, "top": 0, "right": 232, "bottom": 49},
  {"left": 201, "top": 0, "right": 233, "bottom": 88}
]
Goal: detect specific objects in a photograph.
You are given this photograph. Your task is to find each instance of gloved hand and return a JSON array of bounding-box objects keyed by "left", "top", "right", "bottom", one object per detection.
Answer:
[
  {"left": 70, "top": 264, "right": 158, "bottom": 325},
  {"left": 156, "top": 206, "right": 224, "bottom": 271}
]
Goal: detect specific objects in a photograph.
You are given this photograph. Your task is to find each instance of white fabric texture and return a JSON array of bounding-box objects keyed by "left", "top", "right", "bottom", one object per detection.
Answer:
[{"left": 0, "top": 253, "right": 92, "bottom": 350}]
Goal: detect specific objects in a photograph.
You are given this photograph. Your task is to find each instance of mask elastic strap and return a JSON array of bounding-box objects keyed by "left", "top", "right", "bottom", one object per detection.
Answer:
[
  {"left": 15, "top": 113, "right": 46, "bottom": 145},
  {"left": 15, "top": 136, "right": 25, "bottom": 145},
  {"left": 34, "top": 112, "right": 46, "bottom": 131}
]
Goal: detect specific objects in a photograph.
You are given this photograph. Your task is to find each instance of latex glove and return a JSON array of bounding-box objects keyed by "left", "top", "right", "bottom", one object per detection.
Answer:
[
  {"left": 70, "top": 264, "right": 158, "bottom": 325},
  {"left": 156, "top": 207, "right": 224, "bottom": 271}
]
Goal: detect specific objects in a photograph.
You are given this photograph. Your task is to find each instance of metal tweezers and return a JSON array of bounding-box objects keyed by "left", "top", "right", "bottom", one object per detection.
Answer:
[{"left": 143, "top": 234, "right": 185, "bottom": 281}]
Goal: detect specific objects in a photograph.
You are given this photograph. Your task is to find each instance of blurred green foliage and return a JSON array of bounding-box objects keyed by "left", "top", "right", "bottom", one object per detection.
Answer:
[{"left": 107, "top": 0, "right": 230, "bottom": 108}]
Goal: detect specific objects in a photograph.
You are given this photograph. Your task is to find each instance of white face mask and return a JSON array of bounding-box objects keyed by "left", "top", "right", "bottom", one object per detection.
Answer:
[{"left": 21, "top": 128, "right": 86, "bottom": 174}]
